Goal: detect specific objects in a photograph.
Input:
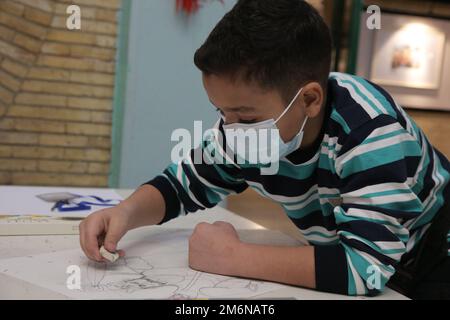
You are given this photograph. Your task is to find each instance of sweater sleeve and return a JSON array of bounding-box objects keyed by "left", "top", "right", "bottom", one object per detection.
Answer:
[
  {"left": 144, "top": 126, "right": 248, "bottom": 224},
  {"left": 315, "top": 115, "right": 424, "bottom": 296}
]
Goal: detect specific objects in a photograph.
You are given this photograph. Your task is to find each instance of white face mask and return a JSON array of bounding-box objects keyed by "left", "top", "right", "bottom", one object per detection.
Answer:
[{"left": 220, "top": 87, "right": 308, "bottom": 164}]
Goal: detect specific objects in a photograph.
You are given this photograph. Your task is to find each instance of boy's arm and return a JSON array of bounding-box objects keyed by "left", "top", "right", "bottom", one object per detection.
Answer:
[
  {"left": 144, "top": 129, "right": 249, "bottom": 224},
  {"left": 188, "top": 220, "right": 316, "bottom": 289},
  {"left": 118, "top": 184, "right": 166, "bottom": 228}
]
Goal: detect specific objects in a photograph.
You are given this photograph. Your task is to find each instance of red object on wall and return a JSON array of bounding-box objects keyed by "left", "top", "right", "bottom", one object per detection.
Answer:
[
  {"left": 176, "top": 0, "right": 224, "bottom": 15},
  {"left": 176, "top": 0, "right": 200, "bottom": 14}
]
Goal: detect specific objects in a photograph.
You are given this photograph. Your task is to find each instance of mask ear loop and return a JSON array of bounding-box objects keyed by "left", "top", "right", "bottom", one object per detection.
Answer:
[
  {"left": 274, "top": 87, "right": 304, "bottom": 124},
  {"left": 299, "top": 115, "right": 309, "bottom": 132}
]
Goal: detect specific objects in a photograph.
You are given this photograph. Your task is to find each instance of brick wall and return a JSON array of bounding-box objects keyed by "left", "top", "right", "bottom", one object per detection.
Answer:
[{"left": 0, "top": 0, "right": 122, "bottom": 187}]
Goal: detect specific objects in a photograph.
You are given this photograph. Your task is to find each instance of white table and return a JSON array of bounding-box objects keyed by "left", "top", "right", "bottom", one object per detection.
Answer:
[{"left": 0, "top": 189, "right": 407, "bottom": 300}]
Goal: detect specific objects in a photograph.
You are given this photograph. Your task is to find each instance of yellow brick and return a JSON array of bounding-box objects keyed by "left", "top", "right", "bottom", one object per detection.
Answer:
[
  {"left": 13, "top": 33, "right": 43, "bottom": 53},
  {"left": 11, "top": 146, "right": 66, "bottom": 160},
  {"left": 38, "top": 160, "right": 88, "bottom": 174},
  {"left": 22, "top": 80, "right": 114, "bottom": 98},
  {"left": 0, "top": 11, "right": 47, "bottom": 40},
  {"left": 95, "top": 34, "right": 117, "bottom": 48},
  {"left": 50, "top": 16, "right": 117, "bottom": 35},
  {"left": 24, "top": 6, "right": 53, "bottom": 26},
  {"left": 87, "top": 136, "right": 111, "bottom": 149},
  {"left": 95, "top": 9, "right": 118, "bottom": 23},
  {"left": 37, "top": 55, "right": 115, "bottom": 73},
  {"left": 1, "top": 59, "right": 29, "bottom": 78},
  {"left": 54, "top": 3, "right": 93, "bottom": 18},
  {"left": 64, "top": 148, "right": 110, "bottom": 161},
  {"left": 95, "top": 60, "right": 116, "bottom": 74},
  {"left": 46, "top": 30, "right": 97, "bottom": 45},
  {"left": 70, "top": 45, "right": 116, "bottom": 61},
  {"left": 0, "top": 39, "right": 36, "bottom": 64},
  {"left": 0, "top": 145, "right": 13, "bottom": 157},
  {"left": 90, "top": 111, "right": 112, "bottom": 124},
  {"left": 0, "top": 24, "right": 16, "bottom": 42},
  {"left": 0, "top": 158, "right": 37, "bottom": 171},
  {"left": 39, "top": 133, "right": 89, "bottom": 147},
  {"left": 0, "top": 131, "right": 39, "bottom": 145},
  {"left": 84, "top": 20, "right": 118, "bottom": 36},
  {"left": 27, "top": 68, "right": 71, "bottom": 82},
  {"left": 88, "top": 162, "right": 110, "bottom": 174},
  {"left": 67, "top": 97, "right": 111, "bottom": 111},
  {"left": 37, "top": 55, "right": 89, "bottom": 70},
  {"left": 0, "top": 171, "right": 12, "bottom": 184},
  {"left": 54, "top": 4, "right": 118, "bottom": 22},
  {"left": 0, "top": 85, "right": 14, "bottom": 104},
  {"left": 12, "top": 172, "right": 108, "bottom": 187},
  {"left": 0, "top": 0, "right": 25, "bottom": 16},
  {"left": 0, "top": 101, "right": 7, "bottom": 116},
  {"left": 0, "top": 118, "right": 15, "bottom": 130},
  {"left": 0, "top": 69, "right": 21, "bottom": 91},
  {"left": 12, "top": 172, "right": 58, "bottom": 186},
  {"left": 66, "top": 122, "right": 111, "bottom": 136},
  {"left": 15, "top": 93, "right": 67, "bottom": 107},
  {"left": 41, "top": 42, "right": 70, "bottom": 56},
  {"left": 70, "top": 71, "right": 115, "bottom": 86},
  {"left": 14, "top": 0, "right": 54, "bottom": 13},
  {"left": 62, "top": 174, "right": 108, "bottom": 187},
  {"left": 58, "top": 0, "right": 122, "bottom": 10},
  {"left": 13, "top": 118, "right": 66, "bottom": 133},
  {"left": 8, "top": 105, "right": 91, "bottom": 122}
]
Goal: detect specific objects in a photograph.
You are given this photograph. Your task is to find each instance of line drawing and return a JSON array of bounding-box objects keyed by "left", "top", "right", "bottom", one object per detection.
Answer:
[
  {"left": 0, "top": 228, "right": 291, "bottom": 299},
  {"left": 83, "top": 255, "right": 269, "bottom": 299}
]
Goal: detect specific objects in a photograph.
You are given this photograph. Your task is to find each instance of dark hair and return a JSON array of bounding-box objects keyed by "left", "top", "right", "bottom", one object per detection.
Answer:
[{"left": 194, "top": 0, "right": 332, "bottom": 102}]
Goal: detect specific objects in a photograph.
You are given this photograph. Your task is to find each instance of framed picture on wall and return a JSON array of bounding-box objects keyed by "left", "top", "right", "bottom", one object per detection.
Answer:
[{"left": 370, "top": 14, "right": 446, "bottom": 89}]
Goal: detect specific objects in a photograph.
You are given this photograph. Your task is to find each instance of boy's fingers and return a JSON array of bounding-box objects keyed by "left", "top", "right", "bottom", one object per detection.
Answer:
[
  {"left": 103, "top": 220, "right": 126, "bottom": 253},
  {"left": 103, "top": 232, "right": 123, "bottom": 253},
  {"left": 79, "top": 229, "right": 88, "bottom": 257},
  {"left": 79, "top": 224, "right": 95, "bottom": 261},
  {"left": 86, "top": 236, "right": 102, "bottom": 261},
  {"left": 81, "top": 236, "right": 97, "bottom": 261},
  {"left": 84, "top": 225, "right": 103, "bottom": 261}
]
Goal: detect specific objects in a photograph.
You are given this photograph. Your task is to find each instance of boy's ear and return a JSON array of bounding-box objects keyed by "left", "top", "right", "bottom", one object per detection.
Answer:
[{"left": 302, "top": 82, "right": 324, "bottom": 118}]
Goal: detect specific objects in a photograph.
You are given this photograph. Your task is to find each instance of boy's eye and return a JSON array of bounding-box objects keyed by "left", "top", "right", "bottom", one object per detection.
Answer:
[{"left": 216, "top": 108, "right": 257, "bottom": 124}]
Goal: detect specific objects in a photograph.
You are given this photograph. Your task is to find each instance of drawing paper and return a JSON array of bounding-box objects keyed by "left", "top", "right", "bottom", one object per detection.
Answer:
[
  {"left": 0, "top": 186, "right": 123, "bottom": 218},
  {"left": 0, "top": 228, "right": 301, "bottom": 299}
]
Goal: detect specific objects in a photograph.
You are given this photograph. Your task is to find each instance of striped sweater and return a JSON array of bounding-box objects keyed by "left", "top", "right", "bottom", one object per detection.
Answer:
[{"left": 146, "top": 72, "right": 450, "bottom": 296}]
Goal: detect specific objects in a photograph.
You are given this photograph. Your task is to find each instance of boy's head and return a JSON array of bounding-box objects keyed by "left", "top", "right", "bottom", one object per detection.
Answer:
[{"left": 194, "top": 0, "right": 332, "bottom": 145}]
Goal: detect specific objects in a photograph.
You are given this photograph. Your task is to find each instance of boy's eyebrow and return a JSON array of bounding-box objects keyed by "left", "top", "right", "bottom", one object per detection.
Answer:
[{"left": 209, "top": 99, "right": 255, "bottom": 112}]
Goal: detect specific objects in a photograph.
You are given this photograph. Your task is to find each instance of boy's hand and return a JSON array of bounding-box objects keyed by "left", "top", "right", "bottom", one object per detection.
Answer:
[
  {"left": 79, "top": 206, "right": 131, "bottom": 262},
  {"left": 188, "top": 221, "right": 242, "bottom": 275}
]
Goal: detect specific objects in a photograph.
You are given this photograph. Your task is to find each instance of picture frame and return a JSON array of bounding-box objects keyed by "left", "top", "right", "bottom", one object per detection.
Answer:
[{"left": 370, "top": 13, "right": 446, "bottom": 90}]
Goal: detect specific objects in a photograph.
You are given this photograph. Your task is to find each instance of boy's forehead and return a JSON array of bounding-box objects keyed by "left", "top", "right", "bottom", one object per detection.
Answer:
[{"left": 203, "top": 74, "right": 279, "bottom": 110}]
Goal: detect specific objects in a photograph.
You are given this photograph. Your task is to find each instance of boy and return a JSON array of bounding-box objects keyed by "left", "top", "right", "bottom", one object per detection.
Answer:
[{"left": 80, "top": 0, "right": 450, "bottom": 299}]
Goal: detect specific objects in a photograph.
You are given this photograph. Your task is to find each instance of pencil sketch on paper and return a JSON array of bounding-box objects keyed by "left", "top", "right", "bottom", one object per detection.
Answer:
[
  {"left": 83, "top": 255, "right": 269, "bottom": 299},
  {"left": 0, "top": 228, "right": 299, "bottom": 299}
]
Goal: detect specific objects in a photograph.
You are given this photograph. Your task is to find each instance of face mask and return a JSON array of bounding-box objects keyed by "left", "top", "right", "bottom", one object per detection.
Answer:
[{"left": 221, "top": 87, "right": 308, "bottom": 164}]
